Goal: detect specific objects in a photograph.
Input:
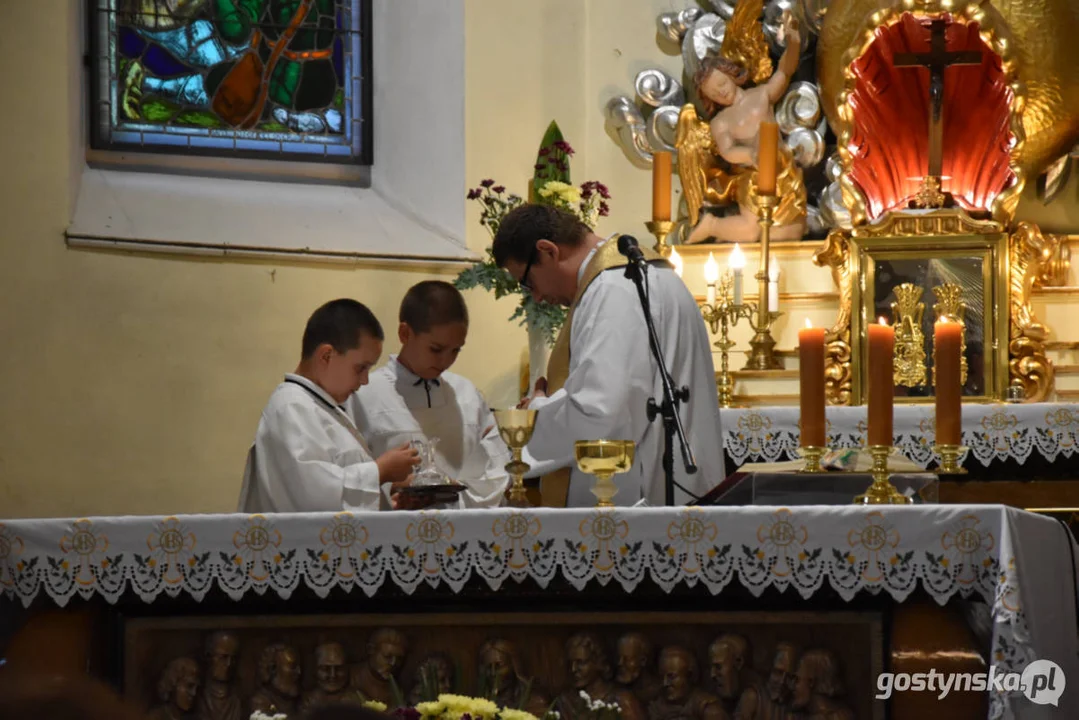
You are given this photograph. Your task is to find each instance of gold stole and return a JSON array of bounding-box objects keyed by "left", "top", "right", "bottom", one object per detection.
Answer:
[{"left": 537, "top": 238, "right": 666, "bottom": 507}]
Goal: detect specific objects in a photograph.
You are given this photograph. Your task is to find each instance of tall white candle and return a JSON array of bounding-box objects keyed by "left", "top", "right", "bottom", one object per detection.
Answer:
[
  {"left": 704, "top": 252, "right": 719, "bottom": 306},
  {"left": 768, "top": 257, "right": 780, "bottom": 311},
  {"left": 729, "top": 244, "right": 746, "bottom": 306}
]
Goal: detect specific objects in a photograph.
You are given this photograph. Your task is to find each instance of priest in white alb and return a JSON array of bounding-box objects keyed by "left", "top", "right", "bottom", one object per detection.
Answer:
[{"left": 493, "top": 204, "right": 724, "bottom": 507}]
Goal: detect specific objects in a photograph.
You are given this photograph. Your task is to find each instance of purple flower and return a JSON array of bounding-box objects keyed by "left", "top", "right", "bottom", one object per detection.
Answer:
[
  {"left": 553, "top": 140, "right": 575, "bottom": 155},
  {"left": 534, "top": 163, "right": 546, "bottom": 171},
  {"left": 492, "top": 185, "right": 505, "bottom": 194},
  {"left": 581, "top": 187, "right": 593, "bottom": 200},
  {"left": 538, "top": 147, "right": 550, "bottom": 156},
  {"left": 480, "top": 179, "right": 495, "bottom": 188},
  {"left": 467, "top": 188, "right": 481, "bottom": 200},
  {"left": 599, "top": 201, "right": 610, "bottom": 216}
]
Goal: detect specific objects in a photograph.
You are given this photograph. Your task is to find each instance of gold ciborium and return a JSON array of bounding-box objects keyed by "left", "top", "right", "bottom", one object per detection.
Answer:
[
  {"left": 492, "top": 409, "right": 537, "bottom": 508},
  {"left": 574, "top": 440, "right": 636, "bottom": 508}
]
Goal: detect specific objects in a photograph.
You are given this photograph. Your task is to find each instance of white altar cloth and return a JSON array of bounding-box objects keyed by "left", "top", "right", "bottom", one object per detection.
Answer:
[
  {"left": 1, "top": 505, "right": 1077, "bottom": 719},
  {"left": 721, "top": 402, "right": 1079, "bottom": 469}
]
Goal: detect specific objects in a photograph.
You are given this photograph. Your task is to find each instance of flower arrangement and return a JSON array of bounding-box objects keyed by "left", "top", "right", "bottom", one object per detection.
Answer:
[
  {"left": 389, "top": 694, "right": 557, "bottom": 720},
  {"left": 249, "top": 700, "right": 387, "bottom": 720},
  {"left": 575, "top": 691, "right": 621, "bottom": 720},
  {"left": 454, "top": 122, "right": 612, "bottom": 347}
]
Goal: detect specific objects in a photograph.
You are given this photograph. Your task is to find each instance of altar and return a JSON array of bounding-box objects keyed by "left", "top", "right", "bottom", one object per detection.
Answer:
[
  {"left": 720, "top": 403, "right": 1079, "bottom": 478},
  {"left": 2, "top": 506, "right": 1078, "bottom": 720}
]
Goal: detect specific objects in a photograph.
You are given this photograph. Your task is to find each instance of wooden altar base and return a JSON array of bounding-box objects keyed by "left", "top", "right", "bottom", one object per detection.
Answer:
[{"left": 1, "top": 578, "right": 989, "bottom": 720}]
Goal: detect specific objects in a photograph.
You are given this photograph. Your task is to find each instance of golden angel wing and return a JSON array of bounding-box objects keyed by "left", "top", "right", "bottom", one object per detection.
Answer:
[
  {"left": 720, "top": 0, "right": 772, "bottom": 84},
  {"left": 675, "top": 104, "right": 715, "bottom": 227}
]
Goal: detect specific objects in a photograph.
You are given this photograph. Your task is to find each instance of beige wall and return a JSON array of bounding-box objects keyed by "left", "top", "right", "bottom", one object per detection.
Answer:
[
  {"left": 0, "top": 0, "right": 683, "bottom": 518},
  {"left": 4, "top": 1, "right": 1074, "bottom": 518}
]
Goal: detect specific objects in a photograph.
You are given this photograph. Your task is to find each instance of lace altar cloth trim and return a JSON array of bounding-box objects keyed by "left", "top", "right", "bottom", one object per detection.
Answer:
[
  {"left": 1, "top": 506, "right": 1077, "bottom": 718},
  {"left": 722, "top": 403, "right": 1079, "bottom": 468}
]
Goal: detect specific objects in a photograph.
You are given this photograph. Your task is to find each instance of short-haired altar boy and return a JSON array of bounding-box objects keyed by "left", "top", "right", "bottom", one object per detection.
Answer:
[
  {"left": 347, "top": 281, "right": 511, "bottom": 508},
  {"left": 238, "top": 299, "right": 420, "bottom": 513}
]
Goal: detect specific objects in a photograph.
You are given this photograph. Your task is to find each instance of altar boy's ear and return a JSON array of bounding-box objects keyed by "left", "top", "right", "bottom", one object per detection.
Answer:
[
  {"left": 398, "top": 322, "right": 412, "bottom": 346},
  {"left": 314, "top": 342, "right": 336, "bottom": 364}
]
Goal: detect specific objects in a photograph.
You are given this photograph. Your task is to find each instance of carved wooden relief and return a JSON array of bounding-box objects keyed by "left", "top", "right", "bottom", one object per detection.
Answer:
[{"left": 123, "top": 612, "right": 883, "bottom": 720}]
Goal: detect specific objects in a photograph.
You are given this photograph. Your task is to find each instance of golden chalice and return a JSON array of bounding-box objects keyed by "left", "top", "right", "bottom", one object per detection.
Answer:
[
  {"left": 575, "top": 440, "right": 636, "bottom": 508},
  {"left": 492, "top": 409, "right": 537, "bottom": 508}
]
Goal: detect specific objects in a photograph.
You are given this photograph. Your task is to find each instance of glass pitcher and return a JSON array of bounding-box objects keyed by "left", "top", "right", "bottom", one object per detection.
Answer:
[{"left": 410, "top": 436, "right": 449, "bottom": 486}]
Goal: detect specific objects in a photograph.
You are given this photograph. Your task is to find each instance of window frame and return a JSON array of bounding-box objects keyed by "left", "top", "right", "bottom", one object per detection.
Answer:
[{"left": 85, "top": 0, "right": 374, "bottom": 168}]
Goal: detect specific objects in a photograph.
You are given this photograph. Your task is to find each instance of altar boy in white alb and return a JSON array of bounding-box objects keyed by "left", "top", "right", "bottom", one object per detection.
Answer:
[
  {"left": 494, "top": 204, "right": 724, "bottom": 507},
  {"left": 347, "top": 281, "right": 511, "bottom": 508},
  {"left": 238, "top": 299, "right": 420, "bottom": 513}
]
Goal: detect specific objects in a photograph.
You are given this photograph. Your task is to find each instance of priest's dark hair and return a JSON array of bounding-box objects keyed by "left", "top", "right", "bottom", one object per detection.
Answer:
[
  {"left": 399, "top": 280, "right": 469, "bottom": 333},
  {"left": 492, "top": 203, "right": 591, "bottom": 266},
  {"left": 301, "top": 298, "right": 384, "bottom": 358}
]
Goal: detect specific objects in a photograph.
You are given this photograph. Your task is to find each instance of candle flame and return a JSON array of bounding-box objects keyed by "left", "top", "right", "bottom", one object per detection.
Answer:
[
  {"left": 669, "top": 247, "right": 684, "bottom": 278},
  {"left": 878, "top": 316, "right": 889, "bottom": 326},
  {"left": 704, "top": 252, "right": 720, "bottom": 284},
  {"left": 937, "top": 314, "right": 953, "bottom": 323},
  {"left": 804, "top": 317, "right": 813, "bottom": 329},
  {"left": 728, "top": 244, "right": 746, "bottom": 270}
]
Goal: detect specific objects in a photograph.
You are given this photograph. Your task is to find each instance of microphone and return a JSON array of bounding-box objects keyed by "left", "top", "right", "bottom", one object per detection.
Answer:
[{"left": 617, "top": 235, "right": 647, "bottom": 267}]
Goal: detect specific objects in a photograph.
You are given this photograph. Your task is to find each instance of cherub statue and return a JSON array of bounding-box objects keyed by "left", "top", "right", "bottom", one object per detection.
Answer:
[{"left": 676, "top": 0, "right": 807, "bottom": 244}]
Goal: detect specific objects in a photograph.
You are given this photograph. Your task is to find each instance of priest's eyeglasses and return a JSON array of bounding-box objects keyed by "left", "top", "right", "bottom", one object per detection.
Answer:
[{"left": 518, "top": 244, "right": 538, "bottom": 292}]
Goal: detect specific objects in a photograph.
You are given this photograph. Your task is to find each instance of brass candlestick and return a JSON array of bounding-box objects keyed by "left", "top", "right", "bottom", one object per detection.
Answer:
[
  {"left": 492, "top": 409, "right": 537, "bottom": 507},
  {"left": 575, "top": 440, "right": 636, "bottom": 508},
  {"left": 745, "top": 194, "right": 783, "bottom": 370},
  {"left": 645, "top": 219, "right": 675, "bottom": 255},
  {"left": 855, "top": 446, "right": 913, "bottom": 505},
  {"left": 933, "top": 445, "right": 967, "bottom": 475},
  {"left": 700, "top": 271, "right": 754, "bottom": 407},
  {"left": 798, "top": 446, "right": 827, "bottom": 473}
]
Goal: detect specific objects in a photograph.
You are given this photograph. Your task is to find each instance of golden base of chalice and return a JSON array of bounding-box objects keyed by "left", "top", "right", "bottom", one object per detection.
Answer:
[
  {"left": 492, "top": 409, "right": 537, "bottom": 508},
  {"left": 575, "top": 440, "right": 636, "bottom": 508}
]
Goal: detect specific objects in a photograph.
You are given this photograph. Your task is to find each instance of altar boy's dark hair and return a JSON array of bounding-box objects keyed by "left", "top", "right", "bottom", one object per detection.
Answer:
[
  {"left": 400, "top": 281, "right": 469, "bottom": 333},
  {"left": 301, "top": 299, "right": 384, "bottom": 358},
  {"left": 492, "top": 203, "right": 590, "bottom": 266}
]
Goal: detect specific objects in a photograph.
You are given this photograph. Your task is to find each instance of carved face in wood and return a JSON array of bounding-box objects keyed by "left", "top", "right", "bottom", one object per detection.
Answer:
[
  {"left": 615, "top": 634, "right": 650, "bottom": 685},
  {"left": 658, "top": 648, "right": 694, "bottom": 703},
  {"left": 708, "top": 635, "right": 748, "bottom": 701},
  {"left": 160, "top": 658, "right": 201, "bottom": 713},
  {"left": 568, "top": 644, "right": 602, "bottom": 689},
  {"left": 315, "top": 643, "right": 349, "bottom": 694},
  {"left": 272, "top": 648, "right": 302, "bottom": 698},
  {"left": 370, "top": 638, "right": 406, "bottom": 681},
  {"left": 206, "top": 633, "right": 239, "bottom": 684},
  {"left": 479, "top": 646, "right": 515, "bottom": 694},
  {"left": 766, "top": 644, "right": 798, "bottom": 704},
  {"left": 791, "top": 649, "right": 841, "bottom": 709}
]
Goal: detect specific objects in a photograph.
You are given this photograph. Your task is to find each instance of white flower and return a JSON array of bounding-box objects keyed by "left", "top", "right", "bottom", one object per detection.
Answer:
[{"left": 579, "top": 690, "right": 590, "bottom": 701}]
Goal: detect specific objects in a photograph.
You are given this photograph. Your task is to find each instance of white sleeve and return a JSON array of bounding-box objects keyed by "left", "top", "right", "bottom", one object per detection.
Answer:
[
  {"left": 457, "top": 402, "right": 511, "bottom": 508},
  {"left": 258, "top": 400, "right": 383, "bottom": 511},
  {"left": 525, "top": 277, "right": 653, "bottom": 460}
]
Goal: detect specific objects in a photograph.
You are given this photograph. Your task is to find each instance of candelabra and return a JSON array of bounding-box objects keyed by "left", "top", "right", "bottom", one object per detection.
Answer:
[
  {"left": 645, "top": 219, "right": 675, "bottom": 256},
  {"left": 700, "top": 272, "right": 754, "bottom": 408},
  {"left": 745, "top": 194, "right": 784, "bottom": 370}
]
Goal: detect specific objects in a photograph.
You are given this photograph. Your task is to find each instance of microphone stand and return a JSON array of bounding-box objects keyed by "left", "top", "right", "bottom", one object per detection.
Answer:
[{"left": 623, "top": 258, "right": 698, "bottom": 505}]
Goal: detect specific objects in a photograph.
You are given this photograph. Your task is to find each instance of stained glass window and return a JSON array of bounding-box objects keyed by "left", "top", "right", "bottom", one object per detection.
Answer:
[{"left": 89, "top": 0, "right": 372, "bottom": 164}]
